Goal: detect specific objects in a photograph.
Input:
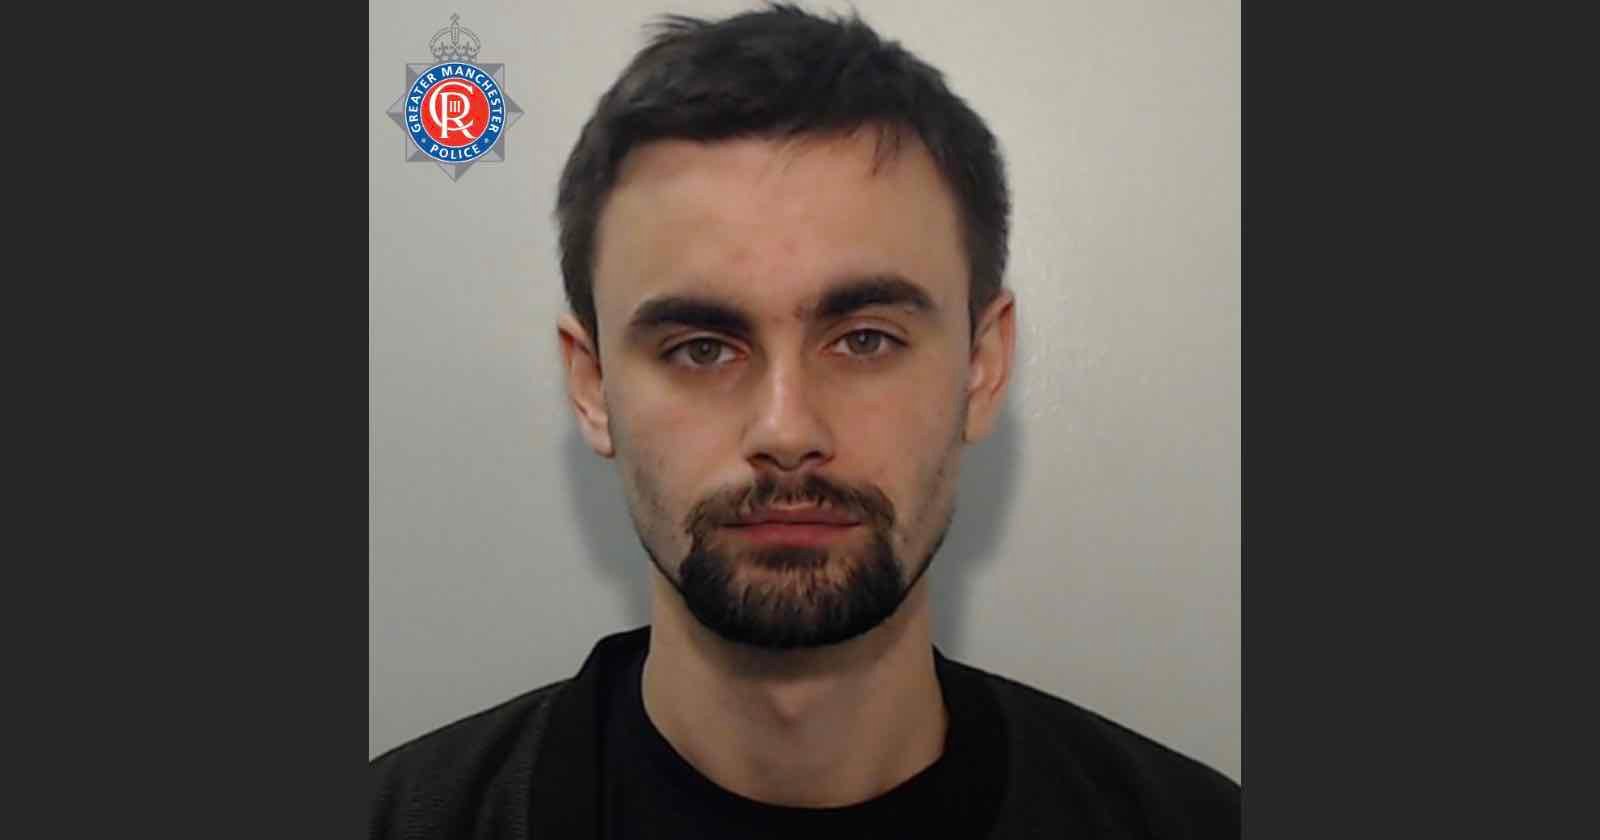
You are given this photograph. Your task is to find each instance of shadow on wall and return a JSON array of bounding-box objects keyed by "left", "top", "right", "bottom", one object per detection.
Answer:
[
  {"left": 933, "top": 405, "right": 1020, "bottom": 653},
  {"left": 561, "top": 404, "right": 1022, "bottom": 651},
  {"left": 562, "top": 427, "right": 649, "bottom": 623}
]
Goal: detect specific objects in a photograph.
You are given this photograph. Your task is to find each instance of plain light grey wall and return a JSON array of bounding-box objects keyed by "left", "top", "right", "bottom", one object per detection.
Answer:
[{"left": 370, "top": 0, "right": 1240, "bottom": 781}]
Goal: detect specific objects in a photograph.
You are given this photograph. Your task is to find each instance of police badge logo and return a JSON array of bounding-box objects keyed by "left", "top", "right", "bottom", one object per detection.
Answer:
[{"left": 385, "top": 15, "right": 525, "bottom": 181}]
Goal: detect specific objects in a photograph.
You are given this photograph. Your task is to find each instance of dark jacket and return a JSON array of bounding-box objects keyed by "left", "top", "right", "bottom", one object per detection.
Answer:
[{"left": 371, "top": 626, "right": 1240, "bottom": 838}]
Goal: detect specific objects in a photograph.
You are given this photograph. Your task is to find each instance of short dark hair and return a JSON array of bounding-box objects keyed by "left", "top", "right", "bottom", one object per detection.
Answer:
[{"left": 555, "top": 2, "right": 1010, "bottom": 345}]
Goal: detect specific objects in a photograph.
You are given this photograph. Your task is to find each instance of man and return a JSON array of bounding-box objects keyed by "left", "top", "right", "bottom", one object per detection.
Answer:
[{"left": 371, "top": 4, "right": 1240, "bottom": 837}]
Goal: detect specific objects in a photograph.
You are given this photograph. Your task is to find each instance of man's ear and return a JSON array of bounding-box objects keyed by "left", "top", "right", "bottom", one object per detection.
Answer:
[
  {"left": 964, "top": 290, "right": 1017, "bottom": 443},
  {"left": 557, "top": 313, "right": 615, "bottom": 458}
]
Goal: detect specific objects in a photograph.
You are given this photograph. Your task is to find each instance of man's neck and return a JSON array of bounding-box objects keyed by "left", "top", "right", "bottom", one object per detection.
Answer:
[{"left": 640, "top": 572, "right": 947, "bottom": 808}]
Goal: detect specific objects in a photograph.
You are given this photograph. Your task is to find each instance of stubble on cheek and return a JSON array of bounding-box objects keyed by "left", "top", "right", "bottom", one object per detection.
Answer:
[{"left": 623, "top": 448, "right": 672, "bottom": 552}]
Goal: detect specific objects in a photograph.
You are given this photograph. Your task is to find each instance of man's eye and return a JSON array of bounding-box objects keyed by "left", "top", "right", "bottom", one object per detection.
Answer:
[
  {"left": 666, "top": 337, "right": 737, "bottom": 368},
  {"left": 830, "top": 329, "right": 901, "bottom": 358}
]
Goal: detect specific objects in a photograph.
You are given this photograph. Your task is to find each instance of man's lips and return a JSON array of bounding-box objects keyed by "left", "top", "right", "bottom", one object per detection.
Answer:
[{"left": 721, "top": 507, "right": 862, "bottom": 546}]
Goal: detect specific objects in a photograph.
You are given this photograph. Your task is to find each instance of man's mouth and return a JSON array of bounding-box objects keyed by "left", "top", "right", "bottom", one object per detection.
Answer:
[{"left": 722, "top": 506, "right": 862, "bottom": 546}]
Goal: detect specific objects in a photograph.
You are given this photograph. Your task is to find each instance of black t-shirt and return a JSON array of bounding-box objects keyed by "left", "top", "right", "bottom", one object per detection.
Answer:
[{"left": 600, "top": 647, "right": 1009, "bottom": 839}]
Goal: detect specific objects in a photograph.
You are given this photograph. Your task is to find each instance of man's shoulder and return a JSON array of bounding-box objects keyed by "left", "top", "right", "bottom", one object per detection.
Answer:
[
  {"left": 983, "top": 662, "right": 1238, "bottom": 785},
  {"left": 368, "top": 678, "right": 570, "bottom": 838},
  {"left": 944, "top": 657, "right": 1240, "bottom": 835},
  {"left": 370, "top": 678, "right": 570, "bottom": 770}
]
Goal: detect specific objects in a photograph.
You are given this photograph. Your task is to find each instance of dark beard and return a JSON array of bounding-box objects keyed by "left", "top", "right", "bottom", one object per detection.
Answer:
[{"left": 647, "top": 473, "right": 947, "bottom": 649}]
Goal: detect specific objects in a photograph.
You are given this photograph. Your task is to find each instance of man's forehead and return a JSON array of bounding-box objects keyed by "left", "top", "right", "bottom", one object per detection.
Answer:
[{"left": 594, "top": 132, "right": 966, "bottom": 328}]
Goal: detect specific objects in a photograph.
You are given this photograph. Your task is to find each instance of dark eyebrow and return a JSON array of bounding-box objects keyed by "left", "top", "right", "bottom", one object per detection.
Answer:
[
  {"left": 814, "top": 275, "right": 938, "bottom": 321},
  {"left": 625, "top": 275, "right": 936, "bottom": 340},
  {"left": 626, "top": 296, "right": 754, "bottom": 339}
]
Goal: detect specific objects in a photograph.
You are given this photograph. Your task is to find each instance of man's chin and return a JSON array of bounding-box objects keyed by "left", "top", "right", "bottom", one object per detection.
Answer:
[{"left": 675, "top": 542, "right": 908, "bottom": 650}]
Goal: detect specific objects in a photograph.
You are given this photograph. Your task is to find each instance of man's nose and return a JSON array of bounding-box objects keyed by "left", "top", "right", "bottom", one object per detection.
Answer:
[{"left": 741, "top": 360, "right": 835, "bottom": 473}]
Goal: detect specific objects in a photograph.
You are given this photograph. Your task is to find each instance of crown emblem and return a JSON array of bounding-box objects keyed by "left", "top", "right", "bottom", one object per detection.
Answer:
[{"left": 430, "top": 14, "right": 482, "bottom": 62}]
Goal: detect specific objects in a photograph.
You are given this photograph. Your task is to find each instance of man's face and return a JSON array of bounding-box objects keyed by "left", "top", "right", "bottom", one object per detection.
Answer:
[{"left": 562, "top": 129, "right": 1012, "bottom": 649}]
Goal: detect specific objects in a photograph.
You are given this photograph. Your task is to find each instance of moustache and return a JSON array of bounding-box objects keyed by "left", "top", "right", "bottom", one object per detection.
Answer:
[{"left": 684, "top": 473, "right": 896, "bottom": 536}]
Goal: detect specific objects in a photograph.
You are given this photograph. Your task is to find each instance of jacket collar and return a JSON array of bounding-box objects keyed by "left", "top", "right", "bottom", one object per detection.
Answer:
[{"left": 526, "top": 625, "right": 648, "bottom": 836}]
